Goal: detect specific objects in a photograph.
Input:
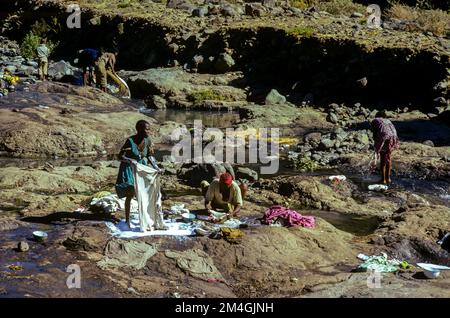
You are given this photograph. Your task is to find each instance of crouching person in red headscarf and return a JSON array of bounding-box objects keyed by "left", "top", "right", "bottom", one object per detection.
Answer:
[{"left": 203, "top": 172, "right": 243, "bottom": 217}]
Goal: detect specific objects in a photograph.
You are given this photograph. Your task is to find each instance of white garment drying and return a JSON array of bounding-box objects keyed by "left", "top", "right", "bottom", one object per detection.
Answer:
[{"left": 130, "top": 160, "right": 165, "bottom": 232}]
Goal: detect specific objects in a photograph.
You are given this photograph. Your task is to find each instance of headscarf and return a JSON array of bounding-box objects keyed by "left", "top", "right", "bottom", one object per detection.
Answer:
[{"left": 219, "top": 172, "right": 233, "bottom": 186}]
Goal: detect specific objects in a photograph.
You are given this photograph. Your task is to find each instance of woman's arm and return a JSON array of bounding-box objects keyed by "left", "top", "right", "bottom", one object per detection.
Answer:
[
  {"left": 231, "top": 204, "right": 241, "bottom": 217},
  {"left": 118, "top": 139, "right": 132, "bottom": 161},
  {"left": 147, "top": 138, "right": 154, "bottom": 155}
]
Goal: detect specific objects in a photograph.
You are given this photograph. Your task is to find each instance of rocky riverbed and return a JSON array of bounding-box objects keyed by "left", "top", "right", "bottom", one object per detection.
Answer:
[{"left": 0, "top": 0, "right": 449, "bottom": 298}]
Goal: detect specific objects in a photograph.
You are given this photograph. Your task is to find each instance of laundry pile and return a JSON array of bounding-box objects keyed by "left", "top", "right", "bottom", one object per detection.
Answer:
[
  {"left": 262, "top": 205, "right": 316, "bottom": 228},
  {"left": 89, "top": 191, "right": 138, "bottom": 214},
  {"left": 165, "top": 203, "right": 191, "bottom": 216},
  {"left": 357, "top": 252, "right": 401, "bottom": 273},
  {"left": 356, "top": 252, "right": 450, "bottom": 279}
]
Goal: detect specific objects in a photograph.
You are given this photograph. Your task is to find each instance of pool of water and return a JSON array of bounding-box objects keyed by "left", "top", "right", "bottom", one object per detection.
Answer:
[
  {"left": 346, "top": 173, "right": 450, "bottom": 207},
  {"left": 305, "top": 210, "right": 380, "bottom": 236},
  {"left": 0, "top": 224, "right": 124, "bottom": 298},
  {"left": 0, "top": 156, "right": 107, "bottom": 168},
  {"left": 143, "top": 108, "right": 241, "bottom": 129}
]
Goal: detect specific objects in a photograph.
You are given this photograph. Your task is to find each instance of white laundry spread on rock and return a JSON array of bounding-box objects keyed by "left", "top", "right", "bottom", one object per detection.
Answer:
[
  {"left": 105, "top": 220, "right": 195, "bottom": 239},
  {"left": 130, "top": 161, "right": 165, "bottom": 232},
  {"left": 167, "top": 203, "right": 190, "bottom": 215}
]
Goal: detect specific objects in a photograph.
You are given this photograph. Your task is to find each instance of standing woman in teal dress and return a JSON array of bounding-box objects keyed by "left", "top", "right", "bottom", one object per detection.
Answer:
[{"left": 116, "top": 120, "right": 154, "bottom": 228}]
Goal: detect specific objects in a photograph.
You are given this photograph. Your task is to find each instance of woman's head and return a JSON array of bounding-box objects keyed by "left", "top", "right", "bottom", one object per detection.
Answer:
[
  {"left": 219, "top": 172, "right": 233, "bottom": 190},
  {"left": 136, "top": 120, "right": 151, "bottom": 137}
]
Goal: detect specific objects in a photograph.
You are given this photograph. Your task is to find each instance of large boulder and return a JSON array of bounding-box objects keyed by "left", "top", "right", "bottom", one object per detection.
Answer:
[
  {"left": 265, "top": 89, "right": 286, "bottom": 105},
  {"left": 178, "top": 163, "right": 235, "bottom": 187},
  {"left": 235, "top": 167, "right": 258, "bottom": 182},
  {"left": 48, "top": 60, "right": 81, "bottom": 81},
  {"left": 126, "top": 67, "right": 247, "bottom": 104},
  {"left": 127, "top": 68, "right": 187, "bottom": 98},
  {"left": 166, "top": 0, "right": 195, "bottom": 13},
  {"left": 157, "top": 121, "right": 187, "bottom": 144},
  {"left": 16, "top": 64, "right": 37, "bottom": 76},
  {"left": 262, "top": 0, "right": 276, "bottom": 8},
  {"left": 304, "top": 132, "right": 322, "bottom": 147},
  {"left": 435, "top": 110, "right": 450, "bottom": 126},
  {"left": 4, "top": 64, "right": 17, "bottom": 74},
  {"left": 319, "top": 138, "right": 335, "bottom": 150},
  {"left": 214, "top": 53, "right": 235, "bottom": 73},
  {"left": 62, "top": 222, "right": 110, "bottom": 252},
  {"left": 326, "top": 112, "right": 339, "bottom": 124},
  {"left": 220, "top": 5, "right": 240, "bottom": 17},
  {"left": 245, "top": 3, "right": 266, "bottom": 17},
  {"left": 146, "top": 95, "right": 167, "bottom": 109},
  {"left": 192, "top": 6, "right": 209, "bottom": 17}
]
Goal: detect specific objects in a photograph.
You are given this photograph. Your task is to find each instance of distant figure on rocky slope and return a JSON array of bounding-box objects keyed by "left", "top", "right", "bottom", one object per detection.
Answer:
[
  {"left": 203, "top": 172, "right": 243, "bottom": 217},
  {"left": 36, "top": 38, "right": 49, "bottom": 81},
  {"left": 77, "top": 48, "right": 99, "bottom": 86},
  {"left": 95, "top": 50, "right": 123, "bottom": 94},
  {"left": 115, "top": 120, "right": 156, "bottom": 227},
  {"left": 370, "top": 115, "right": 400, "bottom": 185}
]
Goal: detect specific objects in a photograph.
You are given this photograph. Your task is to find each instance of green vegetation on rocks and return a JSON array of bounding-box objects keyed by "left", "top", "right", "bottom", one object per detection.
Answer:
[
  {"left": 117, "top": 0, "right": 133, "bottom": 9},
  {"left": 290, "top": 0, "right": 365, "bottom": 15},
  {"left": 286, "top": 26, "right": 315, "bottom": 38},
  {"left": 187, "top": 89, "right": 230, "bottom": 104},
  {"left": 293, "top": 155, "right": 320, "bottom": 172},
  {"left": 387, "top": 4, "right": 450, "bottom": 36},
  {"left": 20, "top": 19, "right": 59, "bottom": 59},
  {"left": 317, "top": 0, "right": 365, "bottom": 15}
]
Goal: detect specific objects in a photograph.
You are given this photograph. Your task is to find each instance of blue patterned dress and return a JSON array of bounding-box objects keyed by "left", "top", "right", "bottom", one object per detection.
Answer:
[{"left": 115, "top": 136, "right": 151, "bottom": 198}]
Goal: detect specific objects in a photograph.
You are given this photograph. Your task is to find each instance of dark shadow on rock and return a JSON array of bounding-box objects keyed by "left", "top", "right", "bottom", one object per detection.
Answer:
[
  {"left": 387, "top": 237, "right": 450, "bottom": 265},
  {"left": 21, "top": 212, "right": 116, "bottom": 225},
  {"left": 349, "top": 118, "right": 450, "bottom": 146},
  {"left": 391, "top": 119, "right": 450, "bottom": 146},
  {"left": 412, "top": 272, "right": 429, "bottom": 280}
]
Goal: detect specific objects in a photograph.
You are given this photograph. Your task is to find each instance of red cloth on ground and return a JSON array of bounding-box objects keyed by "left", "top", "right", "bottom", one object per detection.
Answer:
[{"left": 262, "top": 205, "right": 315, "bottom": 228}]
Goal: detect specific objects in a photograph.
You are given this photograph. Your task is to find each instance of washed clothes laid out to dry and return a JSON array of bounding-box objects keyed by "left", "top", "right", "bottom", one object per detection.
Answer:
[
  {"left": 262, "top": 205, "right": 315, "bottom": 228},
  {"left": 105, "top": 220, "right": 195, "bottom": 239},
  {"left": 164, "top": 249, "right": 225, "bottom": 281},
  {"left": 97, "top": 239, "right": 157, "bottom": 270},
  {"left": 357, "top": 253, "right": 400, "bottom": 273}
]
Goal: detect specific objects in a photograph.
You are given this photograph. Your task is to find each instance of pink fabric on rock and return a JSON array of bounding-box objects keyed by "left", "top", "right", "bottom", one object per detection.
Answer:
[{"left": 262, "top": 205, "right": 315, "bottom": 228}]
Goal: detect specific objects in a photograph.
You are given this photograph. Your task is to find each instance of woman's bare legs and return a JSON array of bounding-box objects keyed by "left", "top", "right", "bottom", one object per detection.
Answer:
[
  {"left": 125, "top": 196, "right": 132, "bottom": 228},
  {"left": 386, "top": 160, "right": 392, "bottom": 184},
  {"left": 379, "top": 161, "right": 387, "bottom": 184}
]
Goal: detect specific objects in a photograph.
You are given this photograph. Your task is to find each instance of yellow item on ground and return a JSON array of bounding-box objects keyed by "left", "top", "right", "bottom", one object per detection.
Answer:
[
  {"left": 4, "top": 75, "right": 20, "bottom": 85},
  {"left": 7, "top": 265, "right": 23, "bottom": 271},
  {"left": 92, "top": 191, "right": 112, "bottom": 199},
  {"left": 220, "top": 227, "right": 243, "bottom": 243},
  {"left": 107, "top": 69, "right": 130, "bottom": 97}
]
